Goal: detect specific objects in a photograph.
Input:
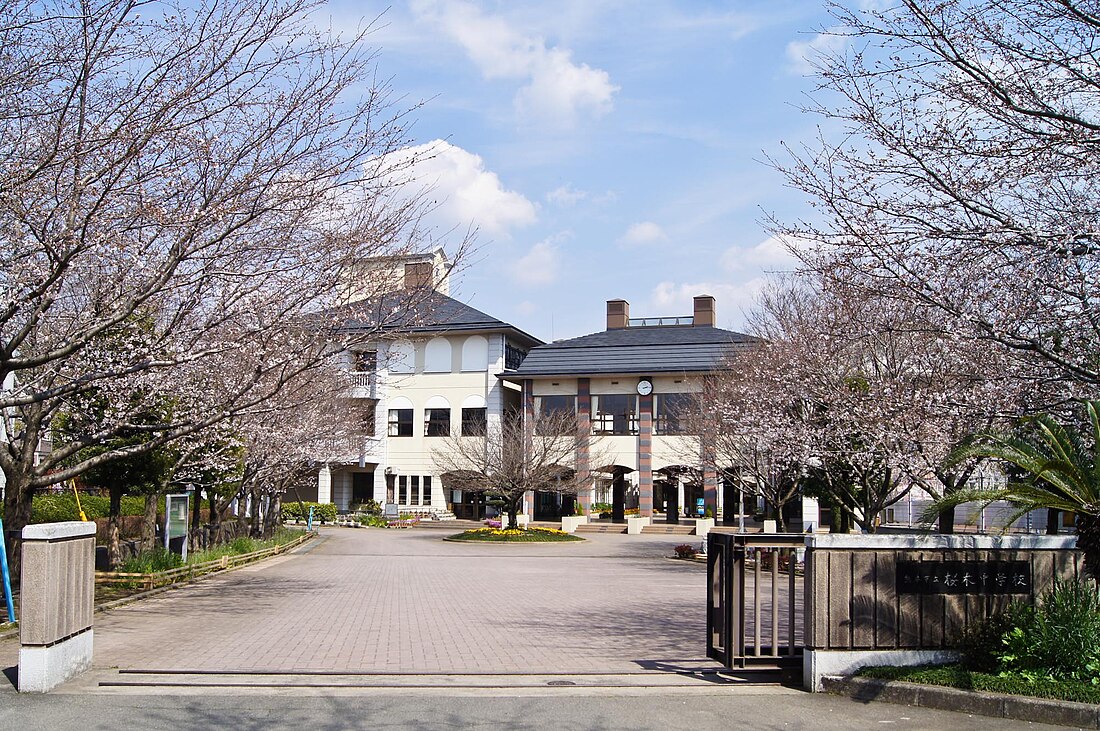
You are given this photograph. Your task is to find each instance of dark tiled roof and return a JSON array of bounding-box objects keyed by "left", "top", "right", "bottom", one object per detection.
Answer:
[
  {"left": 505, "top": 325, "right": 759, "bottom": 377},
  {"left": 330, "top": 290, "right": 543, "bottom": 347}
]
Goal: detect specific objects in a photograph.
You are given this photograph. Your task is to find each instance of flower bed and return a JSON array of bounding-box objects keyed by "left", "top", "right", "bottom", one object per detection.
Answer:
[{"left": 448, "top": 526, "right": 584, "bottom": 542}]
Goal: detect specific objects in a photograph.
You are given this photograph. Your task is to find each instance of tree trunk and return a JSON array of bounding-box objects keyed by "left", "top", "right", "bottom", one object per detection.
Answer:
[
  {"left": 141, "top": 492, "right": 159, "bottom": 552},
  {"left": 249, "top": 485, "right": 261, "bottom": 537},
  {"left": 236, "top": 490, "right": 249, "bottom": 534},
  {"left": 263, "top": 494, "right": 281, "bottom": 537},
  {"left": 938, "top": 506, "right": 956, "bottom": 535},
  {"left": 2, "top": 471, "right": 34, "bottom": 582},
  {"left": 1075, "top": 513, "right": 1100, "bottom": 581},
  {"left": 107, "top": 484, "right": 123, "bottom": 570},
  {"left": 207, "top": 493, "right": 221, "bottom": 542},
  {"left": 190, "top": 488, "right": 203, "bottom": 553},
  {"left": 505, "top": 493, "right": 522, "bottom": 530},
  {"left": 1046, "top": 508, "right": 1060, "bottom": 535}
]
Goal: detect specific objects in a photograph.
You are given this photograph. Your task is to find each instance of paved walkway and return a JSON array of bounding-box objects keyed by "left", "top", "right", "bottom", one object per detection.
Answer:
[
  {"left": 2, "top": 527, "right": 713, "bottom": 676},
  {"left": 0, "top": 527, "right": 1073, "bottom": 729}
]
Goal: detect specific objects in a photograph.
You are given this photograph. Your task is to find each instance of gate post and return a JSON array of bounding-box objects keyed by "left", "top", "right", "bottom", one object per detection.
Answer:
[{"left": 18, "top": 521, "right": 96, "bottom": 692}]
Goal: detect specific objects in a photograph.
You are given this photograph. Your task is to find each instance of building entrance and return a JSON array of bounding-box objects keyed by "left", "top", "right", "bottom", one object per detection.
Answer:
[
  {"left": 534, "top": 491, "right": 575, "bottom": 521},
  {"left": 352, "top": 471, "right": 374, "bottom": 506}
]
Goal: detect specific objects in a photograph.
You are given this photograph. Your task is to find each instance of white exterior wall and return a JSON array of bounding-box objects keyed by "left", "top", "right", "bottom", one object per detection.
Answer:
[{"left": 317, "top": 331, "right": 512, "bottom": 511}]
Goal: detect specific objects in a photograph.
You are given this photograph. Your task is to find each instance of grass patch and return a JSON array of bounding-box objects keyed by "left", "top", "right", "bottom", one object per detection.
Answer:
[
  {"left": 448, "top": 527, "right": 584, "bottom": 542},
  {"left": 857, "top": 664, "right": 1100, "bottom": 705},
  {"left": 186, "top": 527, "right": 306, "bottom": 564}
]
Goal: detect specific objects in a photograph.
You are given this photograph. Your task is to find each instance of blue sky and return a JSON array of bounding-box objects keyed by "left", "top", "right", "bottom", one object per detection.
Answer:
[{"left": 324, "top": 1, "right": 838, "bottom": 342}]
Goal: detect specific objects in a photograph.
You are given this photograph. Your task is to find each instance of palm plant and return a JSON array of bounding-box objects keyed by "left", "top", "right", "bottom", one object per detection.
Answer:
[{"left": 929, "top": 400, "right": 1100, "bottom": 579}]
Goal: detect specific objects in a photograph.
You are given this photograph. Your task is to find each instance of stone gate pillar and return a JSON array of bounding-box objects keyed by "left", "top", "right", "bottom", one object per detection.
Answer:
[{"left": 19, "top": 521, "right": 95, "bottom": 692}]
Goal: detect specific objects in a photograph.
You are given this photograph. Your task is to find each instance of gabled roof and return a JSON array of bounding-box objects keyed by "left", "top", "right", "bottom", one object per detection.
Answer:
[
  {"left": 503, "top": 324, "right": 759, "bottom": 378},
  {"left": 330, "top": 290, "right": 543, "bottom": 348}
]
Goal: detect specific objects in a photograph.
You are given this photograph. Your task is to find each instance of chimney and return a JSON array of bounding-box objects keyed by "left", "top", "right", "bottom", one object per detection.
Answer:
[
  {"left": 404, "top": 261, "right": 432, "bottom": 289},
  {"left": 693, "top": 295, "right": 715, "bottom": 327},
  {"left": 606, "top": 299, "right": 630, "bottom": 330}
]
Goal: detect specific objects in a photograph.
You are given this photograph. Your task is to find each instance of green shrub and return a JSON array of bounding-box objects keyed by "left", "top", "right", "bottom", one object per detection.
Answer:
[
  {"left": 1000, "top": 579, "right": 1100, "bottom": 682},
  {"left": 118, "top": 546, "right": 183, "bottom": 573},
  {"left": 957, "top": 608, "right": 1021, "bottom": 673},
  {"left": 228, "top": 537, "right": 258, "bottom": 554},
  {"left": 592, "top": 502, "right": 612, "bottom": 512},
  {"left": 280, "top": 501, "right": 336, "bottom": 523},
  {"left": 358, "top": 514, "right": 388, "bottom": 527},
  {"left": 352, "top": 499, "right": 382, "bottom": 516},
  {"left": 0, "top": 493, "right": 148, "bottom": 522}
]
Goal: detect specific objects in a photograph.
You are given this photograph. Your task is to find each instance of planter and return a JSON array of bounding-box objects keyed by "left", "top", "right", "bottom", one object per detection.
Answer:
[
  {"left": 694, "top": 518, "right": 715, "bottom": 538},
  {"left": 560, "top": 515, "right": 589, "bottom": 533},
  {"left": 625, "top": 516, "right": 651, "bottom": 535}
]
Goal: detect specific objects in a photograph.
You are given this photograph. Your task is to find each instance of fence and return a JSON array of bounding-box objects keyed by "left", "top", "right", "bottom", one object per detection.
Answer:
[{"left": 95, "top": 531, "right": 315, "bottom": 591}]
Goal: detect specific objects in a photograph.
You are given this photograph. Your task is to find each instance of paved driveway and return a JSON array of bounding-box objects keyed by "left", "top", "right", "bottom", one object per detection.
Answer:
[{"left": 2, "top": 527, "right": 713, "bottom": 676}]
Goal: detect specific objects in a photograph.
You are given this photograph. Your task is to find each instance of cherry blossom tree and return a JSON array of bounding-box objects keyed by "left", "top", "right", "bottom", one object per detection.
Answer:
[
  {"left": 770, "top": 0, "right": 1100, "bottom": 391},
  {"left": 700, "top": 352, "right": 814, "bottom": 533},
  {"left": 0, "top": 0, "right": 453, "bottom": 571},
  {"left": 715, "top": 276, "right": 1031, "bottom": 533},
  {"left": 433, "top": 410, "right": 604, "bottom": 530}
]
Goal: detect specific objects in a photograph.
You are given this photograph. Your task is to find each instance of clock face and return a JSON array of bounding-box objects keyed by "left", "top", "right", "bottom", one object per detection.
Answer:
[{"left": 637, "top": 379, "right": 653, "bottom": 396}]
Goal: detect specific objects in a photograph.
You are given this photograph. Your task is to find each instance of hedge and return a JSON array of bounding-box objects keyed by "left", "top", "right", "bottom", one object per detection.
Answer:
[
  {"left": 280, "top": 501, "right": 337, "bottom": 523},
  {"left": 0, "top": 494, "right": 147, "bottom": 523}
]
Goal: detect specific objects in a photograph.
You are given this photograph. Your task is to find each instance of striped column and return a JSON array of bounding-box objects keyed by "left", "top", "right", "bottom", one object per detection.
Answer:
[
  {"left": 576, "top": 378, "right": 592, "bottom": 513},
  {"left": 638, "top": 391, "right": 653, "bottom": 517}
]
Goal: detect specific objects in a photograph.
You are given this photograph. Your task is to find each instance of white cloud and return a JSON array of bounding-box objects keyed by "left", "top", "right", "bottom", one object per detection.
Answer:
[
  {"left": 383, "top": 140, "right": 536, "bottom": 238},
  {"left": 411, "top": 0, "right": 618, "bottom": 128},
  {"left": 786, "top": 29, "right": 848, "bottom": 75},
  {"left": 546, "top": 184, "right": 587, "bottom": 207},
  {"left": 720, "top": 234, "right": 811, "bottom": 273},
  {"left": 650, "top": 279, "right": 766, "bottom": 327},
  {"left": 512, "top": 238, "right": 562, "bottom": 286},
  {"left": 617, "top": 221, "right": 668, "bottom": 247}
]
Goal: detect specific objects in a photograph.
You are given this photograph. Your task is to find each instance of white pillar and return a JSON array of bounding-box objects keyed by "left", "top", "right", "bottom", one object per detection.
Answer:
[
  {"left": 317, "top": 465, "right": 332, "bottom": 504},
  {"left": 677, "top": 481, "right": 685, "bottom": 517}
]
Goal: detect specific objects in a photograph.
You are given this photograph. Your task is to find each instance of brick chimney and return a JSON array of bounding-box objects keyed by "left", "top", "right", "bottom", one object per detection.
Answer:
[
  {"left": 693, "top": 295, "right": 715, "bottom": 327},
  {"left": 404, "top": 261, "right": 432, "bottom": 289},
  {"left": 606, "top": 299, "right": 630, "bottom": 330}
]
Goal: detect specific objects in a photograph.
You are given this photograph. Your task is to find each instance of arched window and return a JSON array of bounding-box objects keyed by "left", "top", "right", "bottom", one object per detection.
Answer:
[
  {"left": 424, "top": 337, "right": 452, "bottom": 373},
  {"left": 387, "top": 396, "right": 414, "bottom": 437},
  {"left": 424, "top": 395, "right": 451, "bottom": 437},
  {"left": 460, "top": 335, "right": 489, "bottom": 371},
  {"left": 460, "top": 394, "right": 487, "bottom": 436}
]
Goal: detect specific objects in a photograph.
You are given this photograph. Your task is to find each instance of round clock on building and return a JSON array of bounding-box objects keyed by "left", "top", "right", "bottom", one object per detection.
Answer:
[{"left": 637, "top": 378, "right": 653, "bottom": 396}]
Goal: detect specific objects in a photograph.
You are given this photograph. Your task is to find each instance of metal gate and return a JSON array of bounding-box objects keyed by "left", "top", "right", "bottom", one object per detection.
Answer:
[{"left": 707, "top": 532, "right": 805, "bottom": 676}]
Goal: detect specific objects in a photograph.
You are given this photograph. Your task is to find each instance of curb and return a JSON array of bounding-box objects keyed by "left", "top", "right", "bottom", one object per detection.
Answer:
[{"left": 823, "top": 675, "right": 1100, "bottom": 729}]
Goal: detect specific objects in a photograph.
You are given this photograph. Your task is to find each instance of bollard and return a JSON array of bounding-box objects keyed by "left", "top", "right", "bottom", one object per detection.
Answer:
[
  {"left": 0, "top": 519, "right": 15, "bottom": 623},
  {"left": 18, "top": 521, "right": 96, "bottom": 692}
]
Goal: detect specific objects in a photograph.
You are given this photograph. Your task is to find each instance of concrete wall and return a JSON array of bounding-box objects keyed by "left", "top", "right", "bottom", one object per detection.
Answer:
[
  {"left": 805, "top": 534, "right": 1082, "bottom": 652},
  {"left": 802, "top": 534, "right": 1082, "bottom": 691}
]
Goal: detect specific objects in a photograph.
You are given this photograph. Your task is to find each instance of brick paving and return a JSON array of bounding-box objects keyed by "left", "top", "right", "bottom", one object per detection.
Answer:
[{"left": 1, "top": 528, "right": 715, "bottom": 675}]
